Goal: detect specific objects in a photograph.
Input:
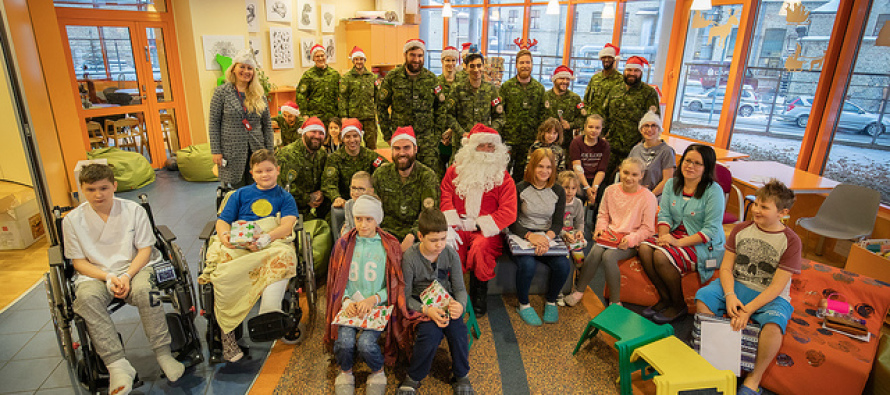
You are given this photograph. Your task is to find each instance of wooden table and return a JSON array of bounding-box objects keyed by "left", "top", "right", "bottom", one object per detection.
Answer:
[
  {"left": 665, "top": 135, "right": 749, "bottom": 161},
  {"left": 721, "top": 160, "right": 840, "bottom": 194}
]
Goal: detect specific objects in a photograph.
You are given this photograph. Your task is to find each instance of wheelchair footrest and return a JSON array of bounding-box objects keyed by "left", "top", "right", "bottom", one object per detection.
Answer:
[{"left": 247, "top": 312, "right": 295, "bottom": 342}]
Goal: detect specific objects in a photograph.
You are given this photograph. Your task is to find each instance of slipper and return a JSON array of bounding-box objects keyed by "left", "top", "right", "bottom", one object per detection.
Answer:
[
  {"left": 397, "top": 377, "right": 420, "bottom": 395},
  {"left": 641, "top": 306, "right": 664, "bottom": 319},
  {"left": 517, "top": 307, "right": 542, "bottom": 326},
  {"left": 543, "top": 304, "right": 559, "bottom": 324},
  {"left": 452, "top": 375, "right": 475, "bottom": 395},
  {"left": 738, "top": 385, "right": 762, "bottom": 395}
]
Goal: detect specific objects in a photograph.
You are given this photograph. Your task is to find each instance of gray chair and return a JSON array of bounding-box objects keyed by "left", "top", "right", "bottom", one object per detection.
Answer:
[{"left": 796, "top": 184, "right": 880, "bottom": 255}]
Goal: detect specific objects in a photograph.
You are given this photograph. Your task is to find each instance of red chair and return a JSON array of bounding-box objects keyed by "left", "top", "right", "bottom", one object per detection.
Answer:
[{"left": 714, "top": 163, "right": 743, "bottom": 224}]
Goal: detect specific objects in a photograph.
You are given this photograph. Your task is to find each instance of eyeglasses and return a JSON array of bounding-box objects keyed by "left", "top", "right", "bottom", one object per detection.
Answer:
[
  {"left": 350, "top": 186, "right": 367, "bottom": 193},
  {"left": 682, "top": 159, "right": 705, "bottom": 168},
  {"left": 640, "top": 124, "right": 659, "bottom": 129}
]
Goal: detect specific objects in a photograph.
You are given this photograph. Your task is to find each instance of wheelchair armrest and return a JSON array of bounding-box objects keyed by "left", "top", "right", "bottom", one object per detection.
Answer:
[
  {"left": 48, "top": 245, "right": 64, "bottom": 267},
  {"left": 199, "top": 221, "right": 216, "bottom": 240},
  {"left": 294, "top": 214, "right": 305, "bottom": 232},
  {"left": 156, "top": 225, "right": 176, "bottom": 243}
]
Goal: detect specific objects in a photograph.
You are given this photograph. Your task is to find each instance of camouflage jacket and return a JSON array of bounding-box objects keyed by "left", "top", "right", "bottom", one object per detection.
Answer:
[
  {"left": 584, "top": 70, "right": 624, "bottom": 116},
  {"left": 500, "top": 76, "right": 546, "bottom": 146},
  {"left": 321, "top": 147, "right": 387, "bottom": 201},
  {"left": 377, "top": 65, "right": 442, "bottom": 142},
  {"left": 296, "top": 66, "right": 340, "bottom": 122},
  {"left": 339, "top": 67, "right": 377, "bottom": 120},
  {"left": 272, "top": 115, "right": 300, "bottom": 147},
  {"left": 371, "top": 161, "right": 441, "bottom": 240},
  {"left": 438, "top": 79, "right": 504, "bottom": 148},
  {"left": 603, "top": 82, "right": 661, "bottom": 155},
  {"left": 543, "top": 89, "right": 586, "bottom": 148},
  {"left": 275, "top": 137, "right": 327, "bottom": 210}
]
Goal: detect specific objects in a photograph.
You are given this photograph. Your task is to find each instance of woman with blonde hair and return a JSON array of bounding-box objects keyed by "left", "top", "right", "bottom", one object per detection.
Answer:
[{"left": 209, "top": 49, "right": 274, "bottom": 188}]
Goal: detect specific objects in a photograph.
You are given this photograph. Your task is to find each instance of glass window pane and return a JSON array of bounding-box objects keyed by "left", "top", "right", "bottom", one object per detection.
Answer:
[
  {"left": 728, "top": 1, "right": 839, "bottom": 168},
  {"left": 669, "top": 5, "right": 743, "bottom": 143},
  {"left": 68, "top": 25, "right": 141, "bottom": 108},
  {"left": 528, "top": 5, "right": 568, "bottom": 91},
  {"left": 619, "top": 0, "right": 665, "bottom": 85},
  {"left": 487, "top": 6, "right": 525, "bottom": 84},
  {"left": 569, "top": 2, "right": 616, "bottom": 97},
  {"left": 54, "top": 0, "right": 166, "bottom": 12},
  {"left": 824, "top": 3, "right": 890, "bottom": 204},
  {"left": 147, "top": 28, "right": 172, "bottom": 103},
  {"left": 449, "top": 7, "right": 484, "bottom": 56},
  {"left": 421, "top": 8, "right": 445, "bottom": 74}
]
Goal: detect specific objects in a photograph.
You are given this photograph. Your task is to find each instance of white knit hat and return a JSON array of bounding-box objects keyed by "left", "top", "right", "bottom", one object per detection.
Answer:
[
  {"left": 638, "top": 107, "right": 662, "bottom": 130},
  {"left": 231, "top": 48, "right": 257, "bottom": 68},
  {"left": 352, "top": 195, "right": 383, "bottom": 224}
]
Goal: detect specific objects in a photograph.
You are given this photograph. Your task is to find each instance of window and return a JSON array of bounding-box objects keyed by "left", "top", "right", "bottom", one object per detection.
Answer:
[
  {"left": 420, "top": 8, "right": 444, "bottom": 74},
  {"left": 620, "top": 1, "right": 665, "bottom": 84},
  {"left": 508, "top": 10, "right": 519, "bottom": 25},
  {"left": 570, "top": 3, "right": 617, "bottom": 97},
  {"left": 449, "top": 7, "right": 483, "bottom": 60},
  {"left": 530, "top": 10, "right": 541, "bottom": 30},
  {"left": 591, "top": 12, "right": 602, "bottom": 33},
  {"left": 66, "top": 25, "right": 137, "bottom": 82},
  {"left": 54, "top": 0, "right": 165, "bottom": 12},
  {"left": 528, "top": 4, "right": 567, "bottom": 90},
  {"left": 487, "top": 6, "right": 525, "bottom": 84},
  {"left": 759, "top": 28, "right": 786, "bottom": 60},
  {"left": 873, "top": 14, "right": 890, "bottom": 36}
]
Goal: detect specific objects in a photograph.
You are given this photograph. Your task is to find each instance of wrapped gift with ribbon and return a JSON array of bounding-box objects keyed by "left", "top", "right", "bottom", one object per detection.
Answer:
[
  {"left": 332, "top": 298, "right": 393, "bottom": 331},
  {"left": 229, "top": 220, "right": 264, "bottom": 249},
  {"left": 595, "top": 229, "right": 626, "bottom": 249},
  {"left": 420, "top": 280, "right": 453, "bottom": 310}
]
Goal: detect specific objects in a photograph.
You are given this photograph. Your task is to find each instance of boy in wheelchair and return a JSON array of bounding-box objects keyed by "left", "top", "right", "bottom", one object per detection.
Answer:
[
  {"left": 62, "top": 164, "right": 185, "bottom": 394},
  {"left": 198, "top": 149, "right": 299, "bottom": 362}
]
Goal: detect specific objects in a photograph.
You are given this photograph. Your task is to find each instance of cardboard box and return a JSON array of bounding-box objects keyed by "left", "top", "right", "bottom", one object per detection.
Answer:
[
  {"left": 404, "top": 13, "right": 420, "bottom": 24},
  {"left": 0, "top": 193, "right": 45, "bottom": 250},
  {"left": 846, "top": 243, "right": 890, "bottom": 284}
]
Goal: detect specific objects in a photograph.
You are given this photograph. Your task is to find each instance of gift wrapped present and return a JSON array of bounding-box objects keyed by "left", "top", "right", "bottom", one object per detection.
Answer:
[
  {"left": 420, "top": 280, "right": 453, "bottom": 309},
  {"left": 229, "top": 220, "right": 263, "bottom": 249},
  {"left": 595, "top": 229, "right": 626, "bottom": 249},
  {"left": 332, "top": 299, "right": 393, "bottom": 331}
]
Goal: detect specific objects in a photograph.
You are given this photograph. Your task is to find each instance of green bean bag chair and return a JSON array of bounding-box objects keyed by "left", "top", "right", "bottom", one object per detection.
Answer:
[
  {"left": 87, "top": 147, "right": 155, "bottom": 192},
  {"left": 177, "top": 143, "right": 218, "bottom": 182},
  {"left": 304, "top": 219, "right": 332, "bottom": 278}
]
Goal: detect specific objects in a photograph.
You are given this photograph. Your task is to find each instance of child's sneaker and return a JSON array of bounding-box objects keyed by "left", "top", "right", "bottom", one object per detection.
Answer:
[
  {"left": 334, "top": 371, "right": 355, "bottom": 395},
  {"left": 452, "top": 375, "right": 475, "bottom": 395},
  {"left": 397, "top": 377, "right": 421, "bottom": 394},
  {"left": 556, "top": 293, "right": 566, "bottom": 307},
  {"left": 366, "top": 370, "right": 386, "bottom": 395}
]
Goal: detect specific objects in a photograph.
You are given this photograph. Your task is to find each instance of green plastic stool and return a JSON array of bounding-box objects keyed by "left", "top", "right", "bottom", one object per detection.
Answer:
[
  {"left": 572, "top": 304, "right": 674, "bottom": 395},
  {"left": 464, "top": 299, "right": 481, "bottom": 348},
  {"left": 216, "top": 54, "right": 232, "bottom": 86}
]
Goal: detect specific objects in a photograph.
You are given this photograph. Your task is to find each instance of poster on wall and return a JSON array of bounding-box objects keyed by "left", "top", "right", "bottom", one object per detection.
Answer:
[
  {"left": 266, "top": 0, "right": 292, "bottom": 23},
  {"left": 249, "top": 37, "right": 263, "bottom": 68},
  {"left": 320, "top": 4, "right": 336, "bottom": 33},
  {"left": 269, "top": 27, "right": 294, "bottom": 69},
  {"left": 296, "top": 0, "right": 317, "bottom": 31},
  {"left": 246, "top": 0, "right": 260, "bottom": 32},
  {"left": 322, "top": 35, "right": 335, "bottom": 64},
  {"left": 202, "top": 35, "right": 245, "bottom": 70},
  {"left": 300, "top": 37, "right": 316, "bottom": 68}
]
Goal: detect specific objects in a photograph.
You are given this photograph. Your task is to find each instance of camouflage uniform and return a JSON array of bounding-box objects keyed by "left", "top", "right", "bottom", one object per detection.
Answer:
[
  {"left": 500, "top": 76, "right": 546, "bottom": 180},
  {"left": 275, "top": 137, "right": 328, "bottom": 219},
  {"left": 377, "top": 64, "right": 443, "bottom": 174},
  {"left": 543, "top": 89, "right": 586, "bottom": 151},
  {"left": 271, "top": 115, "right": 300, "bottom": 147},
  {"left": 339, "top": 67, "right": 379, "bottom": 149},
  {"left": 296, "top": 66, "right": 340, "bottom": 125},
  {"left": 602, "top": 81, "right": 661, "bottom": 175},
  {"left": 321, "top": 147, "right": 387, "bottom": 202},
  {"left": 584, "top": 69, "right": 624, "bottom": 117},
  {"left": 371, "top": 161, "right": 441, "bottom": 240},
  {"left": 439, "top": 79, "right": 504, "bottom": 152},
  {"left": 437, "top": 74, "right": 459, "bottom": 171}
]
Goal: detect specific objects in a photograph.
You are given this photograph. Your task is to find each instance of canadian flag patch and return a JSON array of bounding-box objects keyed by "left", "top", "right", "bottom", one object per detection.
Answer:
[
  {"left": 491, "top": 97, "right": 501, "bottom": 106},
  {"left": 373, "top": 157, "right": 383, "bottom": 168},
  {"left": 576, "top": 102, "right": 585, "bottom": 109},
  {"left": 434, "top": 85, "right": 442, "bottom": 94},
  {"left": 375, "top": 79, "right": 380, "bottom": 86}
]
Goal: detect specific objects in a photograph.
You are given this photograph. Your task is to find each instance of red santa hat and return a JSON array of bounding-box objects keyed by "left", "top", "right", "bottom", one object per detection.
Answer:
[
  {"left": 231, "top": 48, "right": 257, "bottom": 68},
  {"left": 300, "top": 116, "right": 326, "bottom": 136},
  {"left": 391, "top": 126, "right": 417, "bottom": 146},
  {"left": 461, "top": 42, "right": 472, "bottom": 52},
  {"left": 341, "top": 118, "right": 364, "bottom": 139},
  {"left": 624, "top": 56, "right": 649, "bottom": 71},
  {"left": 599, "top": 43, "right": 620, "bottom": 59},
  {"left": 350, "top": 46, "right": 366, "bottom": 60},
  {"left": 280, "top": 101, "right": 300, "bottom": 117},
  {"left": 462, "top": 123, "right": 502, "bottom": 147},
  {"left": 551, "top": 65, "right": 575, "bottom": 82},
  {"left": 404, "top": 38, "right": 426, "bottom": 53},
  {"left": 638, "top": 106, "right": 662, "bottom": 130},
  {"left": 442, "top": 46, "right": 459, "bottom": 60},
  {"left": 311, "top": 44, "right": 325, "bottom": 56}
]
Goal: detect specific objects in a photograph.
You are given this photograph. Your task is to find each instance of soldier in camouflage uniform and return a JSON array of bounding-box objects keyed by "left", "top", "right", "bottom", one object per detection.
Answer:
[
  {"left": 439, "top": 53, "right": 504, "bottom": 154},
  {"left": 271, "top": 101, "right": 301, "bottom": 147},
  {"left": 437, "top": 46, "right": 461, "bottom": 170},
  {"left": 543, "top": 65, "right": 586, "bottom": 151},
  {"left": 602, "top": 55, "right": 660, "bottom": 179},
  {"left": 500, "top": 48, "right": 546, "bottom": 181},
  {"left": 371, "top": 127, "right": 440, "bottom": 247},
  {"left": 276, "top": 117, "right": 329, "bottom": 220},
  {"left": 377, "top": 39, "right": 444, "bottom": 175},
  {"left": 296, "top": 44, "right": 340, "bottom": 126},
  {"left": 339, "top": 46, "right": 380, "bottom": 149},
  {"left": 584, "top": 43, "right": 623, "bottom": 117}
]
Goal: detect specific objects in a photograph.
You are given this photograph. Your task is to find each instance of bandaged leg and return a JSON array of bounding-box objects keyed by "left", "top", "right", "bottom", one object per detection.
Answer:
[
  {"left": 106, "top": 358, "right": 137, "bottom": 395},
  {"left": 258, "top": 278, "right": 289, "bottom": 315}
]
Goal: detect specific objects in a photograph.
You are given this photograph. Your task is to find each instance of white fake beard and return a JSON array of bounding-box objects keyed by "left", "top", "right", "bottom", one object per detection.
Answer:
[{"left": 453, "top": 142, "right": 510, "bottom": 218}]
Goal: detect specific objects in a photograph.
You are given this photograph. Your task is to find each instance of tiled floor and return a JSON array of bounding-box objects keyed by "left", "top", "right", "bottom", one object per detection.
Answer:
[{"left": 0, "top": 170, "right": 274, "bottom": 394}]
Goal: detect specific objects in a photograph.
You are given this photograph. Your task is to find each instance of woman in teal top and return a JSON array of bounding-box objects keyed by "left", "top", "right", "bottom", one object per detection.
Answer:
[{"left": 638, "top": 144, "right": 725, "bottom": 324}]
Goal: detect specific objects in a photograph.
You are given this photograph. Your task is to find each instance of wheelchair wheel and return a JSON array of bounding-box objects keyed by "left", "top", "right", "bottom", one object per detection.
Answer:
[
  {"left": 300, "top": 229, "right": 317, "bottom": 336},
  {"left": 44, "top": 271, "right": 75, "bottom": 366}
]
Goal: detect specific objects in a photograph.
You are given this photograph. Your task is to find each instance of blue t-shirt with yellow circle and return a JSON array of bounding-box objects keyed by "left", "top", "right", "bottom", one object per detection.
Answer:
[{"left": 218, "top": 184, "right": 298, "bottom": 223}]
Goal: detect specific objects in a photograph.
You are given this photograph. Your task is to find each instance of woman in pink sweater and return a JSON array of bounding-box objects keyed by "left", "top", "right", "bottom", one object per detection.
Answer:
[{"left": 564, "top": 157, "right": 657, "bottom": 306}]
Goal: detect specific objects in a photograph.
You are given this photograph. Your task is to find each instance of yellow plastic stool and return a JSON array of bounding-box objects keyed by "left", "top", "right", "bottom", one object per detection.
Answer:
[{"left": 630, "top": 335, "right": 737, "bottom": 395}]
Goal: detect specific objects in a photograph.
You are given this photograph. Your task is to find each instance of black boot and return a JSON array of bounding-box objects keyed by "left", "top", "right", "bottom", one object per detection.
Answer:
[
  {"left": 474, "top": 280, "right": 488, "bottom": 316},
  {"left": 468, "top": 276, "right": 480, "bottom": 313}
]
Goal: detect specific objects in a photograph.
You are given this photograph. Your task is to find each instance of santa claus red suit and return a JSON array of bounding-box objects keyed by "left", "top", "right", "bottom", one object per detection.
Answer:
[{"left": 440, "top": 124, "right": 517, "bottom": 316}]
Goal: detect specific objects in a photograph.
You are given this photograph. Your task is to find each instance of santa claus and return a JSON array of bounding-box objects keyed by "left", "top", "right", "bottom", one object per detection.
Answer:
[{"left": 440, "top": 123, "right": 517, "bottom": 316}]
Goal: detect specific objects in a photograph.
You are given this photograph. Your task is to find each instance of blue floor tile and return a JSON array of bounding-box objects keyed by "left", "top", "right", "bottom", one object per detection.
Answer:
[
  {"left": 8, "top": 285, "right": 50, "bottom": 312},
  {"left": 36, "top": 387, "right": 81, "bottom": 395},
  {"left": 13, "top": 331, "right": 62, "bottom": 360},
  {"left": 0, "top": 308, "right": 50, "bottom": 334},
  {"left": 38, "top": 358, "right": 78, "bottom": 389},
  {"left": 0, "top": 332, "right": 35, "bottom": 363},
  {"left": 0, "top": 357, "right": 62, "bottom": 393}
]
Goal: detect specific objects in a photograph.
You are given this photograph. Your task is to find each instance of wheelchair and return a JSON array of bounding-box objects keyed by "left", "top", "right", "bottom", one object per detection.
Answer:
[
  {"left": 44, "top": 194, "right": 204, "bottom": 393},
  {"left": 198, "top": 185, "right": 317, "bottom": 364}
]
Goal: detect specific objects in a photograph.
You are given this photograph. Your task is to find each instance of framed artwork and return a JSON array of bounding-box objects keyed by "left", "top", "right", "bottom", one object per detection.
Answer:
[
  {"left": 266, "top": 0, "right": 292, "bottom": 23},
  {"left": 269, "top": 27, "right": 294, "bottom": 69},
  {"left": 300, "top": 37, "right": 316, "bottom": 68},
  {"left": 246, "top": 0, "right": 259, "bottom": 32},
  {"left": 249, "top": 37, "right": 263, "bottom": 68},
  {"left": 201, "top": 35, "right": 245, "bottom": 70},
  {"left": 320, "top": 4, "right": 336, "bottom": 33},
  {"left": 296, "top": 0, "right": 317, "bottom": 31},
  {"left": 322, "top": 35, "right": 335, "bottom": 64}
]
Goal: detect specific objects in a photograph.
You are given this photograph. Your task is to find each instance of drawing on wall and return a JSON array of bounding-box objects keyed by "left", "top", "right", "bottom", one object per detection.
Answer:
[
  {"left": 321, "top": 4, "right": 336, "bottom": 33},
  {"left": 247, "top": 0, "right": 259, "bottom": 32},
  {"left": 322, "top": 35, "right": 335, "bottom": 64},
  {"left": 202, "top": 35, "right": 245, "bottom": 70},
  {"left": 249, "top": 37, "right": 263, "bottom": 68},
  {"left": 269, "top": 27, "right": 294, "bottom": 69},
  {"left": 300, "top": 37, "right": 316, "bottom": 68},
  {"left": 266, "top": 0, "right": 292, "bottom": 23},
  {"left": 297, "top": 0, "right": 317, "bottom": 31}
]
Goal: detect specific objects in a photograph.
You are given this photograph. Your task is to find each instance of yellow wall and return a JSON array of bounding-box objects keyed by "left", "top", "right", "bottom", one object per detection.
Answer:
[
  {"left": 173, "top": 0, "right": 376, "bottom": 146},
  {"left": 0, "top": 52, "right": 31, "bottom": 186}
]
